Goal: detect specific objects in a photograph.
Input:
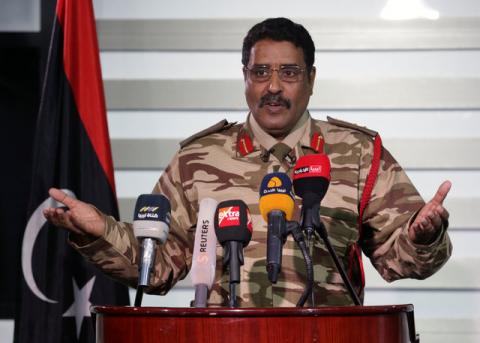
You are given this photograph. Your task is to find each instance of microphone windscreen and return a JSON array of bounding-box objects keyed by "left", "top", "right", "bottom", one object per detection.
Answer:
[
  {"left": 293, "top": 154, "right": 331, "bottom": 205},
  {"left": 259, "top": 172, "right": 295, "bottom": 221},
  {"left": 133, "top": 194, "right": 171, "bottom": 243},
  {"left": 214, "top": 200, "right": 252, "bottom": 247},
  {"left": 191, "top": 198, "right": 218, "bottom": 288}
]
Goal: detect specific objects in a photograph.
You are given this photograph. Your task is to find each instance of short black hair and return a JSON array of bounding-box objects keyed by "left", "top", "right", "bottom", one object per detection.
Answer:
[{"left": 242, "top": 17, "right": 315, "bottom": 72}]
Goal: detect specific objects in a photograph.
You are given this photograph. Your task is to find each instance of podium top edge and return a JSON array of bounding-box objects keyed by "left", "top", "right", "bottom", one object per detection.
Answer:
[{"left": 92, "top": 304, "right": 414, "bottom": 317}]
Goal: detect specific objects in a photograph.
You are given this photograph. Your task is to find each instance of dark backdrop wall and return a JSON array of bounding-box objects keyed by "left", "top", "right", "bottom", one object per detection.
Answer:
[
  {"left": 0, "top": 47, "right": 38, "bottom": 317},
  {"left": 0, "top": 0, "right": 54, "bottom": 318}
]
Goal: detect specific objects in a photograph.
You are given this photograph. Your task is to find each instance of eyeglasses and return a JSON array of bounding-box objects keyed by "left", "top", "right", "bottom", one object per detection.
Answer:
[{"left": 243, "top": 65, "right": 307, "bottom": 83}]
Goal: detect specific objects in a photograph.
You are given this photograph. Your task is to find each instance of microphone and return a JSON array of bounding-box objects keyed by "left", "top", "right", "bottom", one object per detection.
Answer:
[
  {"left": 191, "top": 198, "right": 218, "bottom": 307},
  {"left": 292, "top": 154, "right": 330, "bottom": 204},
  {"left": 292, "top": 154, "right": 331, "bottom": 237},
  {"left": 259, "top": 172, "right": 295, "bottom": 283},
  {"left": 132, "top": 194, "right": 171, "bottom": 306},
  {"left": 214, "top": 200, "right": 252, "bottom": 307},
  {"left": 293, "top": 154, "right": 361, "bottom": 305}
]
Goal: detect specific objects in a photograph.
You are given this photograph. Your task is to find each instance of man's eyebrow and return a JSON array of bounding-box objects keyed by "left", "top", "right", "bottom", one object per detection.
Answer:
[
  {"left": 250, "top": 63, "right": 301, "bottom": 67},
  {"left": 280, "top": 64, "right": 302, "bottom": 67}
]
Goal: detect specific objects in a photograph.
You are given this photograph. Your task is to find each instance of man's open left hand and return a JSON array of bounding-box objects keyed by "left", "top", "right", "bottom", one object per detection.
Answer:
[{"left": 408, "top": 180, "right": 451, "bottom": 245}]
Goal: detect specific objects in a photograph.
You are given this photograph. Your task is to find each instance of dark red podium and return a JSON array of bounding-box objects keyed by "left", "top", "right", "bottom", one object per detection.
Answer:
[{"left": 92, "top": 304, "right": 417, "bottom": 343}]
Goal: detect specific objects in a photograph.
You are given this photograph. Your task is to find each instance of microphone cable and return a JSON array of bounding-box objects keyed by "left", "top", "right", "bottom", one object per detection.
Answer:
[{"left": 286, "top": 221, "right": 313, "bottom": 307}]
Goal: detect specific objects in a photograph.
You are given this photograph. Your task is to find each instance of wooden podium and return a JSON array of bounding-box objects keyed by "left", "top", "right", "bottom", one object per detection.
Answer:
[{"left": 92, "top": 304, "right": 418, "bottom": 343}]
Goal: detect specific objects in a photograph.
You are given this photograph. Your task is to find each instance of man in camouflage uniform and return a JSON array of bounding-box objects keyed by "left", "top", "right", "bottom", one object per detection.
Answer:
[{"left": 45, "top": 18, "right": 451, "bottom": 307}]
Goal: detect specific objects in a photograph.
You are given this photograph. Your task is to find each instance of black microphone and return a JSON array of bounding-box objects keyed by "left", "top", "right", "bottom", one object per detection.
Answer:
[
  {"left": 293, "top": 154, "right": 361, "bottom": 306},
  {"left": 259, "top": 172, "right": 295, "bottom": 283},
  {"left": 292, "top": 154, "right": 330, "bottom": 238},
  {"left": 214, "top": 200, "right": 252, "bottom": 307},
  {"left": 132, "top": 194, "right": 171, "bottom": 306}
]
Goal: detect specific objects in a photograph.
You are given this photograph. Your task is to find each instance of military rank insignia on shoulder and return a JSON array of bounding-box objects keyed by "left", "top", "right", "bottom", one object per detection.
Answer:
[
  {"left": 327, "top": 116, "right": 377, "bottom": 137},
  {"left": 179, "top": 119, "right": 237, "bottom": 148}
]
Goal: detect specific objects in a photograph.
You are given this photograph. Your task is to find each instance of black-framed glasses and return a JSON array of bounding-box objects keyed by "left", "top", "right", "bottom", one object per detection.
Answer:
[{"left": 243, "top": 65, "right": 307, "bottom": 83}]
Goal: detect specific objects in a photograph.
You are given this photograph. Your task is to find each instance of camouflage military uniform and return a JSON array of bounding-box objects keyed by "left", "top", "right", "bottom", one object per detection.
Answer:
[{"left": 71, "top": 111, "right": 451, "bottom": 307}]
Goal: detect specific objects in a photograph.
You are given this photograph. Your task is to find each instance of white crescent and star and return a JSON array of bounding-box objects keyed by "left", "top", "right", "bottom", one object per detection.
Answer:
[
  {"left": 21, "top": 188, "right": 76, "bottom": 303},
  {"left": 21, "top": 189, "right": 96, "bottom": 338},
  {"left": 63, "top": 276, "right": 96, "bottom": 339}
]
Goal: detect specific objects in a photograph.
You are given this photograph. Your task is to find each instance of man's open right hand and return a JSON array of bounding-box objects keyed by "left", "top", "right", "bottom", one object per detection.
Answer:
[{"left": 43, "top": 188, "right": 105, "bottom": 238}]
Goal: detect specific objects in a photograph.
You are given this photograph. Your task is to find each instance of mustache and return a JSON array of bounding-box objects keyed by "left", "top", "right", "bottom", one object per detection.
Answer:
[{"left": 259, "top": 93, "right": 291, "bottom": 109}]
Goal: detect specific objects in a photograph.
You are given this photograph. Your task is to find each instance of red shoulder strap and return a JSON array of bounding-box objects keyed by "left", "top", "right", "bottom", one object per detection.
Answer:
[
  {"left": 358, "top": 134, "right": 382, "bottom": 240},
  {"left": 349, "top": 134, "right": 382, "bottom": 294}
]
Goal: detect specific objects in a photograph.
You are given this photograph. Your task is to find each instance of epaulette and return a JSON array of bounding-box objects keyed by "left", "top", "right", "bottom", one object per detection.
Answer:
[
  {"left": 327, "top": 116, "right": 377, "bottom": 137},
  {"left": 179, "top": 119, "right": 237, "bottom": 148}
]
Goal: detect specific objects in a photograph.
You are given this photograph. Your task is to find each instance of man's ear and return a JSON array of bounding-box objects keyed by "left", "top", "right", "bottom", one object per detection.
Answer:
[{"left": 308, "top": 66, "right": 316, "bottom": 95}]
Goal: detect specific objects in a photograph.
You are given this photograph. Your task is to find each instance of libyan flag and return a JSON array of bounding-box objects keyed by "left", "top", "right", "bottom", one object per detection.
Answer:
[{"left": 14, "top": 0, "right": 130, "bottom": 342}]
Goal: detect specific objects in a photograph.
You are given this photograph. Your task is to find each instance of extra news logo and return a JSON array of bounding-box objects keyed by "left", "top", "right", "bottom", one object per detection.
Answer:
[
  {"left": 218, "top": 206, "right": 240, "bottom": 227},
  {"left": 217, "top": 206, "right": 253, "bottom": 233}
]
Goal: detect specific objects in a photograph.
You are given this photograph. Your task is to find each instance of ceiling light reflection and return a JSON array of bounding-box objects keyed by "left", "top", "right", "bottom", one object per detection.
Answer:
[{"left": 380, "top": 0, "right": 440, "bottom": 20}]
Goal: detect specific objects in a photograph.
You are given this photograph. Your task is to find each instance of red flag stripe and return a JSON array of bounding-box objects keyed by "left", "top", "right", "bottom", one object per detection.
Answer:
[{"left": 56, "top": 0, "right": 116, "bottom": 193}]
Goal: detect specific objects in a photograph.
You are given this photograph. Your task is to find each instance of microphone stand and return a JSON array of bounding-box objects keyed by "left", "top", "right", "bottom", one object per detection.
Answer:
[
  {"left": 285, "top": 221, "right": 313, "bottom": 307},
  {"left": 223, "top": 241, "right": 244, "bottom": 307},
  {"left": 134, "top": 237, "right": 158, "bottom": 307},
  {"left": 301, "top": 204, "right": 317, "bottom": 306},
  {"left": 304, "top": 204, "right": 361, "bottom": 306},
  {"left": 134, "top": 286, "right": 145, "bottom": 307},
  {"left": 264, "top": 217, "right": 313, "bottom": 308},
  {"left": 266, "top": 211, "right": 286, "bottom": 283}
]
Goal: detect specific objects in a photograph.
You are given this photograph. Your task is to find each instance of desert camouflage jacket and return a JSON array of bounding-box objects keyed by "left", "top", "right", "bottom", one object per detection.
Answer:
[{"left": 72, "top": 112, "right": 451, "bottom": 307}]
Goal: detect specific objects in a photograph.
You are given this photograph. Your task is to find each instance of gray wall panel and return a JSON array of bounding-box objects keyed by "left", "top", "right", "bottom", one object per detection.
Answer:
[
  {"left": 97, "top": 18, "right": 480, "bottom": 51},
  {"left": 112, "top": 138, "right": 178, "bottom": 169},
  {"left": 105, "top": 79, "right": 480, "bottom": 111}
]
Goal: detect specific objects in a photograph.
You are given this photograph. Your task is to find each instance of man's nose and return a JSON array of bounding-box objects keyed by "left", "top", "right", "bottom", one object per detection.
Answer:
[{"left": 268, "top": 70, "right": 283, "bottom": 93}]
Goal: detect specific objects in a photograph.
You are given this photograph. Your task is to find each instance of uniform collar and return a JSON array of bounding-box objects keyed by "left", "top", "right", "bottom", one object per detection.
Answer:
[
  {"left": 236, "top": 111, "right": 324, "bottom": 158},
  {"left": 248, "top": 110, "right": 309, "bottom": 150}
]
